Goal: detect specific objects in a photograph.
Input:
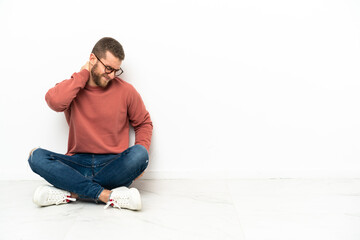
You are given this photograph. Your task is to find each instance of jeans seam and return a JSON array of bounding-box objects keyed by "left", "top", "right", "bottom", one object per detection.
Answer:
[
  {"left": 52, "top": 160, "right": 94, "bottom": 190},
  {"left": 50, "top": 154, "right": 90, "bottom": 168},
  {"left": 93, "top": 153, "right": 123, "bottom": 168},
  {"left": 92, "top": 158, "right": 118, "bottom": 178}
]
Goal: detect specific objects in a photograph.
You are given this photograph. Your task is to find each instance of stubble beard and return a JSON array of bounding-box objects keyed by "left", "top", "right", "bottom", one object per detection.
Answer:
[{"left": 91, "top": 63, "right": 110, "bottom": 88}]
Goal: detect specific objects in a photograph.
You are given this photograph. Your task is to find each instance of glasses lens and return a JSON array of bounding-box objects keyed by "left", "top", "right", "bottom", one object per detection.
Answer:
[
  {"left": 115, "top": 69, "right": 123, "bottom": 76},
  {"left": 105, "top": 67, "right": 114, "bottom": 74}
]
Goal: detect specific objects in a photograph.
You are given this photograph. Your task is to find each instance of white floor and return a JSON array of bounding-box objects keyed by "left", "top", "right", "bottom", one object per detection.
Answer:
[{"left": 1, "top": 179, "right": 360, "bottom": 240}]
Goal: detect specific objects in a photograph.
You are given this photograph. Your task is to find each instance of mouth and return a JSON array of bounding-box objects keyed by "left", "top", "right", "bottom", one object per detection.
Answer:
[{"left": 103, "top": 76, "right": 111, "bottom": 83}]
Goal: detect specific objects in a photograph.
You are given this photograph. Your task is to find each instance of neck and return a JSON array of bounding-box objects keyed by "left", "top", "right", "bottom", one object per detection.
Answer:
[{"left": 87, "top": 74, "right": 97, "bottom": 87}]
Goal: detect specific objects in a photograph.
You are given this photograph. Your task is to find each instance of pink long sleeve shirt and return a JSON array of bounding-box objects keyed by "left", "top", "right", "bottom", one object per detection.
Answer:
[{"left": 45, "top": 69, "right": 153, "bottom": 156}]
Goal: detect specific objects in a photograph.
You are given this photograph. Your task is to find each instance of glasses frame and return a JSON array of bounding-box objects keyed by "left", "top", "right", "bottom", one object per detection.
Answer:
[{"left": 94, "top": 54, "right": 124, "bottom": 76}]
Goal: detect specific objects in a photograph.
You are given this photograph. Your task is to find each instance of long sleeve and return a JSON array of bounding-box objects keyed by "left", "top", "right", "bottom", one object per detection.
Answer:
[
  {"left": 45, "top": 70, "right": 89, "bottom": 112},
  {"left": 127, "top": 86, "right": 153, "bottom": 152}
]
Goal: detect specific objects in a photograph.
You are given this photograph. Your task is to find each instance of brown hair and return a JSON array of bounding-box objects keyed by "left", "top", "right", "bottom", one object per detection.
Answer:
[{"left": 92, "top": 37, "right": 125, "bottom": 60}]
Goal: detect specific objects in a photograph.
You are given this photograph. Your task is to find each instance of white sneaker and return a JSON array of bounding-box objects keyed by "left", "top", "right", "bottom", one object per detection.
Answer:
[
  {"left": 33, "top": 185, "right": 76, "bottom": 207},
  {"left": 104, "top": 187, "right": 142, "bottom": 210}
]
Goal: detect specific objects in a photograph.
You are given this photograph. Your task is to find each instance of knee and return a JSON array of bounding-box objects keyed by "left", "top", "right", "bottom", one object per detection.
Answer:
[
  {"left": 129, "top": 145, "right": 149, "bottom": 168},
  {"left": 28, "top": 148, "right": 44, "bottom": 170},
  {"left": 28, "top": 147, "right": 39, "bottom": 158},
  {"left": 132, "top": 145, "right": 149, "bottom": 160}
]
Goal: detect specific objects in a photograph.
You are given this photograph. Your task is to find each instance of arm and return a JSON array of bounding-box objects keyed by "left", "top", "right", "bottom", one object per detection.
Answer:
[
  {"left": 45, "top": 63, "right": 90, "bottom": 112},
  {"left": 127, "top": 86, "right": 153, "bottom": 152}
]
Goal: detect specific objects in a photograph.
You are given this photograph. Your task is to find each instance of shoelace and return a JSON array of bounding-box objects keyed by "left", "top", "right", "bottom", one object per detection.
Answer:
[
  {"left": 55, "top": 196, "right": 76, "bottom": 205},
  {"left": 104, "top": 199, "right": 121, "bottom": 209},
  {"left": 47, "top": 189, "right": 76, "bottom": 205},
  {"left": 104, "top": 194, "right": 130, "bottom": 209}
]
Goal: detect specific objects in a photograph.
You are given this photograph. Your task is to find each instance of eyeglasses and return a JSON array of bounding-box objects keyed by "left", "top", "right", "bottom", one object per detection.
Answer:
[{"left": 94, "top": 54, "right": 124, "bottom": 76}]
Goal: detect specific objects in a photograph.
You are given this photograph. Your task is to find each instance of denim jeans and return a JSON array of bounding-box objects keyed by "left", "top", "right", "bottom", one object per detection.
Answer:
[{"left": 28, "top": 144, "right": 149, "bottom": 201}]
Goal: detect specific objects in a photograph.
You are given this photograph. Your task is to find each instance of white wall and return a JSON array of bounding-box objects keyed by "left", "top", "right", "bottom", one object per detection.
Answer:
[{"left": 1, "top": 0, "right": 360, "bottom": 180}]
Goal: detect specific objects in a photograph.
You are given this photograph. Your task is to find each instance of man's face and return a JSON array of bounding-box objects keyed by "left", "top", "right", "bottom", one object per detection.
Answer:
[{"left": 90, "top": 51, "right": 122, "bottom": 88}]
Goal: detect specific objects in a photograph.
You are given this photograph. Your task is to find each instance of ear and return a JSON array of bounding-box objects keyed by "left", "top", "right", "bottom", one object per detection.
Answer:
[{"left": 89, "top": 53, "right": 97, "bottom": 66}]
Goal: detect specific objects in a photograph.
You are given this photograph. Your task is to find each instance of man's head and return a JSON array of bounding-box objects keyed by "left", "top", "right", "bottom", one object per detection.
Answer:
[
  {"left": 92, "top": 37, "right": 125, "bottom": 60},
  {"left": 89, "top": 37, "right": 125, "bottom": 88}
]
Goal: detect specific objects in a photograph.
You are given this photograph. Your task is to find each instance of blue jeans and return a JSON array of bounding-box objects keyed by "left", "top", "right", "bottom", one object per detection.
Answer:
[{"left": 28, "top": 145, "right": 149, "bottom": 201}]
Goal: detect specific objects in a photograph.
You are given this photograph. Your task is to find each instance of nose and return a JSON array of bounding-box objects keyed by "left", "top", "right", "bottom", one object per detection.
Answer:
[{"left": 109, "top": 71, "right": 116, "bottom": 79}]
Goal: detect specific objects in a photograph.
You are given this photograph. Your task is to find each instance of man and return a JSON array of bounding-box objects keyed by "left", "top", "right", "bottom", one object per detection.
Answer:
[{"left": 28, "top": 37, "right": 153, "bottom": 210}]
